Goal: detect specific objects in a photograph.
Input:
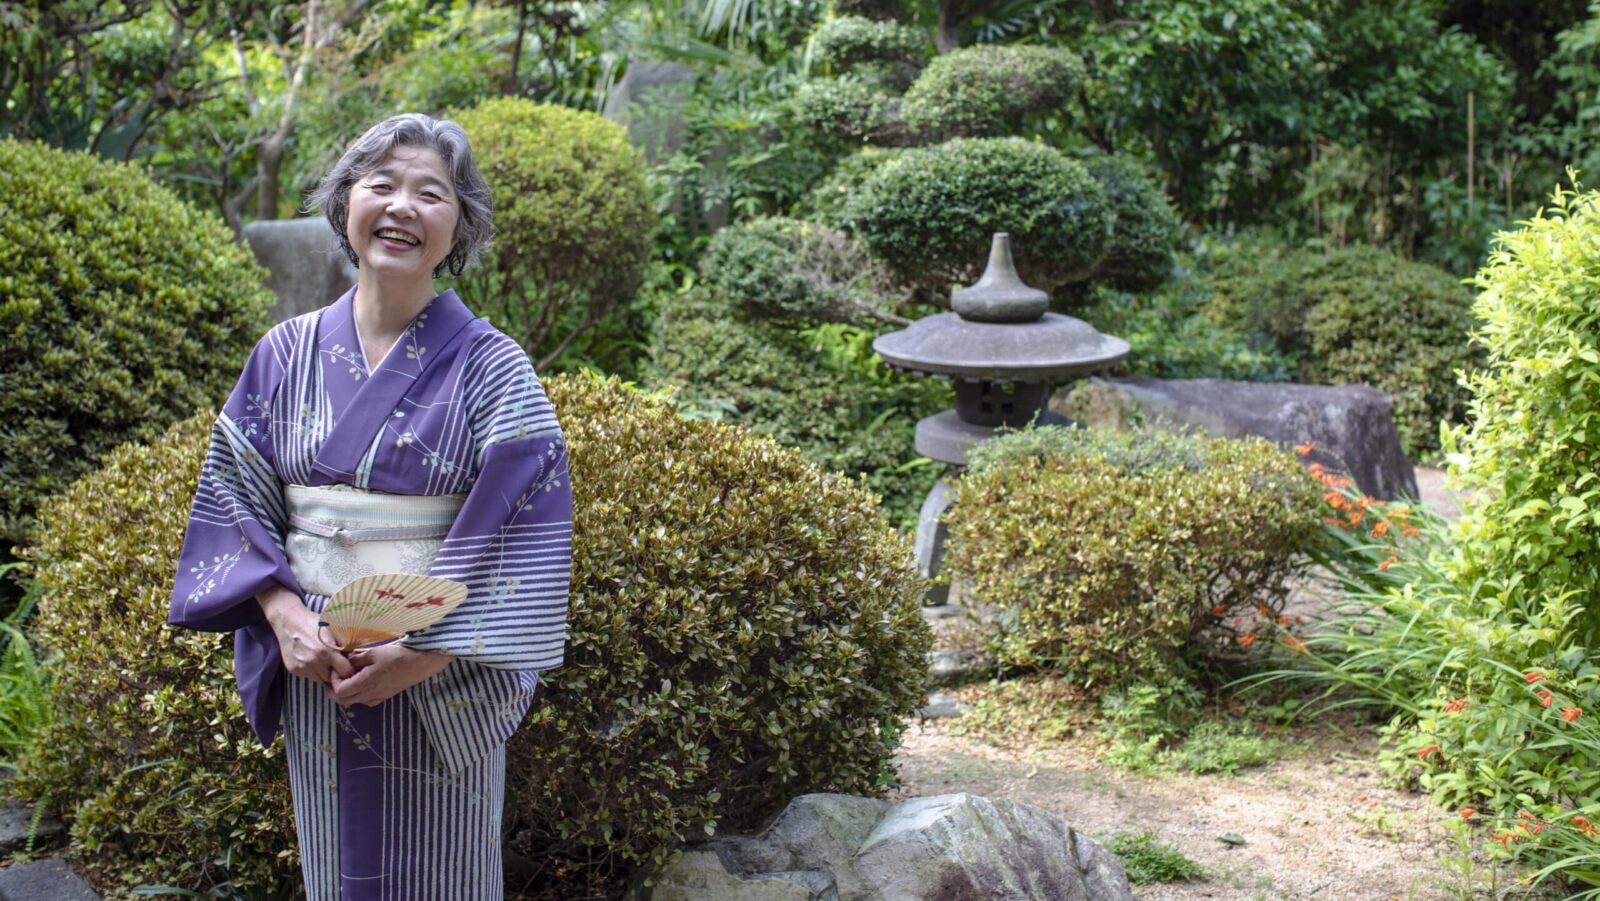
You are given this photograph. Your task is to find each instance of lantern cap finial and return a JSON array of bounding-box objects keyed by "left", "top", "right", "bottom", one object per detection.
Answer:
[{"left": 950, "top": 233, "right": 1049, "bottom": 323}]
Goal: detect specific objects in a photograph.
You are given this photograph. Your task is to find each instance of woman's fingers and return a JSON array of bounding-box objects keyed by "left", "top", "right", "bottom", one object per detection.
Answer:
[{"left": 326, "top": 648, "right": 356, "bottom": 679}]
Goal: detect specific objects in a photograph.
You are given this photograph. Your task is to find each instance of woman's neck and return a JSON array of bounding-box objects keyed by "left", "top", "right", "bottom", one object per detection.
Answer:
[{"left": 352, "top": 272, "right": 437, "bottom": 371}]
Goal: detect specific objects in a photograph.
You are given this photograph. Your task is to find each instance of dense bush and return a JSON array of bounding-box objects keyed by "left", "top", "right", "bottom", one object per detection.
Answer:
[
  {"left": 1077, "top": 277, "right": 1294, "bottom": 383},
  {"left": 17, "top": 374, "right": 932, "bottom": 894},
  {"left": 901, "top": 45, "right": 1085, "bottom": 140},
  {"left": 696, "top": 217, "right": 903, "bottom": 323},
  {"left": 790, "top": 77, "right": 903, "bottom": 144},
  {"left": 1204, "top": 242, "right": 1480, "bottom": 456},
  {"left": 810, "top": 16, "right": 926, "bottom": 86},
  {"left": 848, "top": 138, "right": 1110, "bottom": 293},
  {"left": 796, "top": 147, "right": 903, "bottom": 227},
  {"left": 1451, "top": 187, "right": 1600, "bottom": 642},
  {"left": 1084, "top": 154, "right": 1183, "bottom": 291},
  {"left": 454, "top": 98, "right": 655, "bottom": 365},
  {"left": 647, "top": 295, "right": 950, "bottom": 529},
  {"left": 0, "top": 139, "right": 272, "bottom": 547},
  {"left": 944, "top": 426, "right": 1321, "bottom": 690}
]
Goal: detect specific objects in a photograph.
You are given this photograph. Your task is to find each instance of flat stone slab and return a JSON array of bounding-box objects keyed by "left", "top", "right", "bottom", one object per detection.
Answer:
[
  {"left": 0, "top": 859, "right": 100, "bottom": 901},
  {"left": 921, "top": 692, "right": 966, "bottom": 720},
  {"left": 0, "top": 801, "right": 64, "bottom": 855},
  {"left": 928, "top": 648, "right": 992, "bottom": 687}
]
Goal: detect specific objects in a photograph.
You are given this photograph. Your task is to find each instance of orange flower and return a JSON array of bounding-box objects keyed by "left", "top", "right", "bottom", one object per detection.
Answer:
[
  {"left": 1459, "top": 807, "right": 1478, "bottom": 821},
  {"left": 1538, "top": 689, "right": 1554, "bottom": 708},
  {"left": 1401, "top": 525, "right": 1421, "bottom": 538},
  {"left": 1295, "top": 442, "right": 1316, "bottom": 456},
  {"left": 1526, "top": 671, "right": 1546, "bottom": 684},
  {"left": 1443, "top": 697, "right": 1470, "bottom": 714},
  {"left": 1212, "top": 604, "right": 1228, "bottom": 616},
  {"left": 1562, "top": 706, "right": 1583, "bottom": 723},
  {"left": 1256, "top": 604, "right": 1273, "bottom": 618},
  {"left": 1574, "top": 816, "right": 1599, "bottom": 838},
  {"left": 1237, "top": 632, "right": 1257, "bottom": 647},
  {"left": 1281, "top": 636, "right": 1307, "bottom": 653},
  {"left": 1307, "top": 462, "right": 1326, "bottom": 477},
  {"left": 1323, "top": 491, "right": 1347, "bottom": 509},
  {"left": 1379, "top": 556, "right": 1398, "bottom": 571},
  {"left": 1493, "top": 831, "right": 1521, "bottom": 846},
  {"left": 1417, "top": 744, "right": 1441, "bottom": 760},
  {"left": 1347, "top": 509, "right": 1365, "bottom": 526},
  {"left": 1372, "top": 521, "right": 1390, "bottom": 537},
  {"left": 1325, "top": 517, "right": 1343, "bottom": 528}
]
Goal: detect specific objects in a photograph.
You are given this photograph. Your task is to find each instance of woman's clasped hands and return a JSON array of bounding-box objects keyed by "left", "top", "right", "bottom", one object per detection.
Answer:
[{"left": 256, "top": 585, "right": 452, "bottom": 707}]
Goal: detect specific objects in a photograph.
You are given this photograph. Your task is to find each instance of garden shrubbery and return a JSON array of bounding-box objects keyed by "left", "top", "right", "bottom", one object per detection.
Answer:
[
  {"left": 696, "top": 217, "right": 902, "bottom": 323},
  {"left": 901, "top": 45, "right": 1084, "bottom": 140},
  {"left": 809, "top": 16, "right": 926, "bottom": 86},
  {"left": 454, "top": 98, "right": 655, "bottom": 365},
  {"left": 1204, "top": 242, "right": 1480, "bottom": 457},
  {"left": 17, "top": 374, "right": 932, "bottom": 894},
  {"left": 943, "top": 426, "right": 1321, "bottom": 690},
  {"left": 0, "top": 139, "right": 272, "bottom": 548}
]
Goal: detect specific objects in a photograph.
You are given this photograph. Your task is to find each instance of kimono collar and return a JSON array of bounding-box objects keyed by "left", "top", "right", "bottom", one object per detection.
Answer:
[{"left": 311, "top": 289, "right": 478, "bottom": 482}]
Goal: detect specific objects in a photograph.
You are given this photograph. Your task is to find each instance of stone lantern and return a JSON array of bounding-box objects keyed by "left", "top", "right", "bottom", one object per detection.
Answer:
[{"left": 873, "top": 233, "right": 1130, "bottom": 603}]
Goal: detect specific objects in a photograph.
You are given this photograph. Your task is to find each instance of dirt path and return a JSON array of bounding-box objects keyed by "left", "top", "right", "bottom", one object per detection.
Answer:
[{"left": 890, "top": 720, "right": 1534, "bottom": 900}]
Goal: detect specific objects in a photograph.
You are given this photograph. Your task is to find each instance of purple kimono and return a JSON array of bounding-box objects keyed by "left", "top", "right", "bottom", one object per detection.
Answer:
[{"left": 168, "top": 288, "right": 572, "bottom": 899}]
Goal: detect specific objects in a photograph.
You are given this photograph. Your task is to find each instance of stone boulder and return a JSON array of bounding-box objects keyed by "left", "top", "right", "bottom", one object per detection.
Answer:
[
  {"left": 241, "top": 217, "right": 357, "bottom": 323},
  {"left": 636, "top": 793, "right": 1135, "bottom": 901},
  {"left": 1054, "top": 376, "right": 1418, "bottom": 500}
]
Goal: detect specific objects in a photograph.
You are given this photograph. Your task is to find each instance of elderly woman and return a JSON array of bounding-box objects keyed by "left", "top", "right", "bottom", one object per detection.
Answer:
[{"left": 168, "top": 113, "right": 572, "bottom": 899}]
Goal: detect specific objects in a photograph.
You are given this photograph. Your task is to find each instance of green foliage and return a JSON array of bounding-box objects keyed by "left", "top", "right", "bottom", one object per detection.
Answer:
[
  {"left": 14, "top": 413, "right": 292, "bottom": 895},
  {"left": 697, "top": 216, "right": 902, "bottom": 323},
  {"left": 789, "top": 77, "right": 902, "bottom": 144},
  {"left": 16, "top": 375, "right": 931, "bottom": 892},
  {"left": 1099, "top": 677, "right": 1290, "bottom": 776},
  {"left": 1204, "top": 242, "right": 1480, "bottom": 457},
  {"left": 901, "top": 45, "right": 1084, "bottom": 140},
  {"left": 0, "top": 139, "right": 272, "bottom": 547},
  {"left": 809, "top": 15, "right": 926, "bottom": 85},
  {"left": 848, "top": 138, "right": 1110, "bottom": 293},
  {"left": 647, "top": 296, "right": 950, "bottom": 529},
  {"left": 1082, "top": 154, "right": 1183, "bottom": 291},
  {"left": 945, "top": 426, "right": 1322, "bottom": 690},
  {"left": 454, "top": 98, "right": 656, "bottom": 365},
  {"left": 1077, "top": 277, "right": 1294, "bottom": 383},
  {"left": 1450, "top": 186, "right": 1600, "bottom": 644},
  {"left": 507, "top": 373, "right": 932, "bottom": 871},
  {"left": 0, "top": 566, "right": 49, "bottom": 768},
  {"left": 796, "top": 147, "right": 903, "bottom": 227},
  {"left": 1102, "top": 832, "right": 1207, "bottom": 885}
]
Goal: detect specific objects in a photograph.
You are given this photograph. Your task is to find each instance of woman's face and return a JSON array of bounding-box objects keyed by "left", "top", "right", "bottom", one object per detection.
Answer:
[{"left": 345, "top": 145, "right": 459, "bottom": 283}]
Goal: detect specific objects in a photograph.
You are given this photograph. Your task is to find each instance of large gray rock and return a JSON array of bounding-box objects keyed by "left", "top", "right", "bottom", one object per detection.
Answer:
[
  {"left": 637, "top": 793, "right": 1134, "bottom": 901},
  {"left": 0, "top": 799, "right": 64, "bottom": 854},
  {"left": 1055, "top": 376, "right": 1418, "bottom": 500},
  {"left": 0, "top": 859, "right": 100, "bottom": 901},
  {"left": 242, "top": 217, "right": 357, "bottom": 323}
]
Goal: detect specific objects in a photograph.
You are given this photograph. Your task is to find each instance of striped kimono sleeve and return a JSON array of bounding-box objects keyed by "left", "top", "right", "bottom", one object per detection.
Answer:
[
  {"left": 400, "top": 332, "right": 571, "bottom": 771},
  {"left": 169, "top": 320, "right": 306, "bottom": 745}
]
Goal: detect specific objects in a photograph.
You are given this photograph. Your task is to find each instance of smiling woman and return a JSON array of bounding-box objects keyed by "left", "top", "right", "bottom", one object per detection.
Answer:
[{"left": 166, "top": 113, "right": 571, "bottom": 901}]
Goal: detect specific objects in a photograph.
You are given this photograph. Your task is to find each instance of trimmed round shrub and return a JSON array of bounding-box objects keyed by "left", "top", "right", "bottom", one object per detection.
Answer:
[
  {"left": 1204, "top": 243, "right": 1480, "bottom": 456},
  {"left": 901, "top": 45, "right": 1084, "bottom": 140},
  {"left": 790, "top": 77, "right": 903, "bottom": 144},
  {"left": 831, "top": 0, "right": 909, "bottom": 23},
  {"left": 697, "top": 217, "right": 902, "bottom": 323},
  {"left": 17, "top": 374, "right": 931, "bottom": 894},
  {"left": 454, "top": 98, "right": 655, "bottom": 364},
  {"left": 797, "top": 147, "right": 904, "bottom": 227},
  {"left": 1077, "top": 277, "right": 1293, "bottom": 383},
  {"left": 811, "top": 16, "right": 927, "bottom": 87},
  {"left": 848, "top": 138, "right": 1110, "bottom": 292},
  {"left": 1084, "top": 154, "right": 1183, "bottom": 291},
  {"left": 0, "top": 139, "right": 272, "bottom": 547},
  {"left": 646, "top": 296, "right": 949, "bottom": 530},
  {"left": 944, "top": 426, "right": 1321, "bottom": 690}
]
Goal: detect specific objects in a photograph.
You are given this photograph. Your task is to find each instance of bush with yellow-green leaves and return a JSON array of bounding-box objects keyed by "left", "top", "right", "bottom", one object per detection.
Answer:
[{"left": 16, "top": 373, "right": 931, "bottom": 894}]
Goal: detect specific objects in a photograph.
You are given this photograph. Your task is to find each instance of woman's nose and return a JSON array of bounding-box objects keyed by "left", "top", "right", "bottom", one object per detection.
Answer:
[{"left": 386, "top": 193, "right": 417, "bottom": 217}]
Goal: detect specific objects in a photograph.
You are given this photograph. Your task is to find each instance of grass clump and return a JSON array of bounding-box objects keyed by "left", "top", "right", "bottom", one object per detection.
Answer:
[{"left": 1103, "top": 831, "right": 1206, "bottom": 885}]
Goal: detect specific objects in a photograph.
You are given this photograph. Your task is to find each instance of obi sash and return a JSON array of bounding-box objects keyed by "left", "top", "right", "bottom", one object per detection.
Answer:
[{"left": 283, "top": 483, "right": 466, "bottom": 597}]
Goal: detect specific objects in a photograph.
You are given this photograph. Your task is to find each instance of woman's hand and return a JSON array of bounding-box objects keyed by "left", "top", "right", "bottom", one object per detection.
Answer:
[
  {"left": 257, "top": 585, "right": 355, "bottom": 685},
  {"left": 327, "top": 643, "right": 453, "bottom": 708}
]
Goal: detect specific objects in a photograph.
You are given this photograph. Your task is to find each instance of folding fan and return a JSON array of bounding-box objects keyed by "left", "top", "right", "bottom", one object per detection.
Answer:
[{"left": 319, "top": 573, "right": 469, "bottom": 652}]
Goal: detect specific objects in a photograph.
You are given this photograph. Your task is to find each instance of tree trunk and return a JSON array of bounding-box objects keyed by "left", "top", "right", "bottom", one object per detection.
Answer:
[{"left": 257, "top": 137, "right": 285, "bottom": 220}]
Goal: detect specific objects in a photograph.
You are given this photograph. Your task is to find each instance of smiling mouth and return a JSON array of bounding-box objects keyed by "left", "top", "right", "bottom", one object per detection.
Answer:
[{"left": 375, "top": 228, "right": 420, "bottom": 246}]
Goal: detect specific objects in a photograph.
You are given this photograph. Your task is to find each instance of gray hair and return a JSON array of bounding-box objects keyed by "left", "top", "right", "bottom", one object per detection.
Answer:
[{"left": 307, "top": 113, "right": 493, "bottom": 278}]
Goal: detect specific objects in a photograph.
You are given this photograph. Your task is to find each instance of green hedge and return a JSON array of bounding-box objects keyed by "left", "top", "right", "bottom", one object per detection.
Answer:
[
  {"left": 0, "top": 138, "right": 272, "bottom": 547},
  {"left": 901, "top": 45, "right": 1084, "bottom": 140},
  {"left": 797, "top": 147, "right": 904, "bottom": 228},
  {"left": 790, "top": 77, "right": 903, "bottom": 144},
  {"left": 454, "top": 98, "right": 655, "bottom": 362},
  {"left": 1084, "top": 154, "right": 1183, "bottom": 291},
  {"left": 16, "top": 374, "right": 932, "bottom": 894},
  {"left": 696, "top": 216, "right": 902, "bottom": 323},
  {"left": 944, "top": 426, "right": 1321, "bottom": 690},
  {"left": 1204, "top": 242, "right": 1480, "bottom": 457},
  {"left": 847, "top": 138, "right": 1110, "bottom": 293},
  {"left": 810, "top": 16, "right": 926, "bottom": 87}
]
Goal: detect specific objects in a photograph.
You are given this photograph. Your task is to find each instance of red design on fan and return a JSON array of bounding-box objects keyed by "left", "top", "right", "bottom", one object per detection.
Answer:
[
  {"left": 425, "top": 595, "right": 447, "bottom": 606},
  {"left": 375, "top": 588, "right": 405, "bottom": 600}
]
